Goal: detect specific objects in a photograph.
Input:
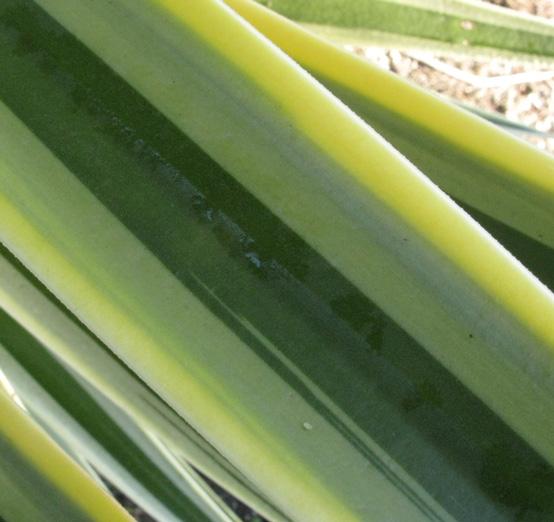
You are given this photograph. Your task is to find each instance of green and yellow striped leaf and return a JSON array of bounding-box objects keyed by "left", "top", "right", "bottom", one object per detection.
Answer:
[
  {"left": 226, "top": 0, "right": 554, "bottom": 293},
  {"left": 0, "top": 386, "right": 135, "bottom": 522},
  {"left": 251, "top": 0, "right": 554, "bottom": 64},
  {"left": 0, "top": 244, "right": 290, "bottom": 522},
  {"left": 0, "top": 1, "right": 553, "bottom": 521}
]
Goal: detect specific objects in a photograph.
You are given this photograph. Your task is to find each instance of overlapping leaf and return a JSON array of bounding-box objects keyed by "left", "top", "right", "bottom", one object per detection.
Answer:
[
  {"left": 0, "top": 1, "right": 553, "bottom": 521},
  {"left": 252, "top": 0, "right": 554, "bottom": 64}
]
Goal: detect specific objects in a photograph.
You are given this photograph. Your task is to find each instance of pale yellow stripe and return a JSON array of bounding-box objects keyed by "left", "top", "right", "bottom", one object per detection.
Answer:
[{"left": 0, "top": 388, "right": 134, "bottom": 522}]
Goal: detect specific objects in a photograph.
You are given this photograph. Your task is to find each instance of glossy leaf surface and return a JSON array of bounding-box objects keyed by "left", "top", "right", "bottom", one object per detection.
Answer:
[{"left": 0, "top": 1, "right": 553, "bottom": 521}]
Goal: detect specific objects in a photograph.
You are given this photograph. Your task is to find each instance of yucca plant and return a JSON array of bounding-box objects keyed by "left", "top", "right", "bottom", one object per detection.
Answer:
[{"left": 1, "top": 0, "right": 554, "bottom": 521}]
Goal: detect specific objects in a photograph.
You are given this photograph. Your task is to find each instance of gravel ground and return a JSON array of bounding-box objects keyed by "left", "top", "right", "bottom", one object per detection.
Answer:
[
  {"left": 118, "top": 1, "right": 553, "bottom": 521},
  {"left": 347, "top": 0, "right": 554, "bottom": 154}
]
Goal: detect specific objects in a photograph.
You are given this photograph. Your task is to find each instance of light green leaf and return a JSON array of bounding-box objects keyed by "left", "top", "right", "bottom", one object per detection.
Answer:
[
  {"left": 450, "top": 101, "right": 554, "bottom": 138},
  {"left": 1, "top": 1, "right": 554, "bottom": 521},
  {"left": 0, "top": 337, "right": 238, "bottom": 522},
  {"left": 0, "top": 387, "right": 134, "bottom": 522},
  {"left": 252, "top": 0, "right": 554, "bottom": 64},
  {"left": 226, "top": 0, "right": 554, "bottom": 294},
  {"left": 1, "top": 94, "right": 452, "bottom": 521},
  {"left": 0, "top": 245, "right": 289, "bottom": 522}
]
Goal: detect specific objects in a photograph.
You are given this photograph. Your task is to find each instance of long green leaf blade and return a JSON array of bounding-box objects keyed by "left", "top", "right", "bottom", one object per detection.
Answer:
[
  {"left": 0, "top": 95, "right": 448, "bottom": 521},
  {"left": 252, "top": 0, "right": 554, "bottom": 64},
  {"left": 0, "top": 323, "right": 236, "bottom": 522},
  {"left": 226, "top": 0, "right": 554, "bottom": 253},
  {"left": 1, "top": 1, "right": 554, "bottom": 521},
  {"left": 0, "top": 243, "right": 289, "bottom": 522},
  {"left": 226, "top": 0, "right": 554, "bottom": 299},
  {"left": 0, "top": 387, "right": 135, "bottom": 522}
]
